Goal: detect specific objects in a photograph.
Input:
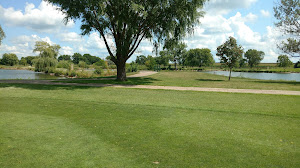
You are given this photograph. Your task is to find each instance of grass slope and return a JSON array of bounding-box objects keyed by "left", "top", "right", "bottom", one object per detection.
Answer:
[
  {"left": 57, "top": 71, "right": 300, "bottom": 91},
  {"left": 0, "top": 84, "right": 299, "bottom": 167}
]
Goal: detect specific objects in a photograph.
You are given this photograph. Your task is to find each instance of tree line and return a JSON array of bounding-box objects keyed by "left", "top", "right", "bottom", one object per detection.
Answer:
[{"left": 0, "top": 41, "right": 107, "bottom": 73}]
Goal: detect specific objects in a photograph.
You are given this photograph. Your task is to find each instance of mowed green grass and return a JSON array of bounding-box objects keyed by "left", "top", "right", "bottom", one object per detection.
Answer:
[
  {"left": 0, "top": 83, "right": 299, "bottom": 167},
  {"left": 57, "top": 71, "right": 300, "bottom": 91}
]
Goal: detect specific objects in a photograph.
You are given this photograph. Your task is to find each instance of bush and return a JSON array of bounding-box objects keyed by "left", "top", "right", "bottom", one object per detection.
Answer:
[
  {"left": 78, "top": 61, "right": 88, "bottom": 68},
  {"left": 127, "top": 62, "right": 138, "bottom": 72},
  {"left": 57, "top": 60, "right": 71, "bottom": 69},
  {"left": 54, "top": 69, "right": 64, "bottom": 76},
  {"left": 94, "top": 66, "right": 103, "bottom": 75},
  {"left": 66, "top": 70, "right": 77, "bottom": 77}
]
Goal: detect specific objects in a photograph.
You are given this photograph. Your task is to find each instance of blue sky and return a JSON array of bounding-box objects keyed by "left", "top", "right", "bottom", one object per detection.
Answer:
[{"left": 0, "top": 0, "right": 297, "bottom": 63}]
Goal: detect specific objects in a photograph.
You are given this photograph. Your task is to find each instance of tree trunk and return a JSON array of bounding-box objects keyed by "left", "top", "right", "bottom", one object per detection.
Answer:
[
  {"left": 229, "top": 68, "right": 232, "bottom": 81},
  {"left": 116, "top": 61, "right": 127, "bottom": 81},
  {"left": 175, "top": 61, "right": 177, "bottom": 70}
]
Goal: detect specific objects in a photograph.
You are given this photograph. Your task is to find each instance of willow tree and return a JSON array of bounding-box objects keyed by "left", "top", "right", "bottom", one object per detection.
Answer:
[
  {"left": 274, "top": 0, "right": 300, "bottom": 57},
  {"left": 45, "top": 0, "right": 207, "bottom": 80},
  {"left": 0, "top": 25, "right": 5, "bottom": 45}
]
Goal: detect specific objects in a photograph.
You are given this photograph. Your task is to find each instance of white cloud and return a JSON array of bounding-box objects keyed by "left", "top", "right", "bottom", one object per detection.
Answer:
[
  {"left": 0, "top": 1, "right": 74, "bottom": 33},
  {"left": 59, "top": 32, "right": 82, "bottom": 42},
  {"left": 204, "top": 0, "right": 258, "bottom": 15},
  {"left": 60, "top": 46, "right": 74, "bottom": 55},
  {"left": 0, "top": 34, "right": 73, "bottom": 59},
  {"left": 260, "top": 10, "right": 270, "bottom": 17},
  {"left": 184, "top": 12, "right": 283, "bottom": 63}
]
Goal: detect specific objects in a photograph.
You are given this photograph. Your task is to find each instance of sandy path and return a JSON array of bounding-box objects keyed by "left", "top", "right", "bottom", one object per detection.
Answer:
[
  {"left": 128, "top": 71, "right": 158, "bottom": 77},
  {"left": 1, "top": 79, "right": 299, "bottom": 95}
]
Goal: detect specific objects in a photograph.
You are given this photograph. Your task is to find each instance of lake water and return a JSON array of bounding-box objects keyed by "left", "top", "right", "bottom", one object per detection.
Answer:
[
  {"left": 204, "top": 71, "right": 300, "bottom": 82},
  {"left": 0, "top": 69, "right": 64, "bottom": 79}
]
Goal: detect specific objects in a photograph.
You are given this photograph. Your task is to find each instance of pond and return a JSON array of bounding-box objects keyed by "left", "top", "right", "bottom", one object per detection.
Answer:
[
  {"left": 0, "top": 69, "right": 64, "bottom": 80},
  {"left": 204, "top": 71, "right": 300, "bottom": 82}
]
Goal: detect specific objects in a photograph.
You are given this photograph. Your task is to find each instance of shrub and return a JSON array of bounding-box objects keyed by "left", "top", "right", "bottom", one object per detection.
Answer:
[
  {"left": 78, "top": 61, "right": 88, "bottom": 68},
  {"left": 94, "top": 66, "right": 103, "bottom": 75},
  {"left": 54, "top": 69, "right": 64, "bottom": 76},
  {"left": 66, "top": 70, "right": 77, "bottom": 77},
  {"left": 127, "top": 62, "right": 138, "bottom": 72},
  {"left": 57, "top": 60, "right": 71, "bottom": 69}
]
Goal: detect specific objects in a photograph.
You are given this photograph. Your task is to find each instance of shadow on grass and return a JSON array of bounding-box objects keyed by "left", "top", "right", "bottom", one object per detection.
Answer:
[
  {"left": 56, "top": 77, "right": 161, "bottom": 85},
  {"left": 253, "top": 80, "right": 300, "bottom": 85},
  {"left": 196, "top": 79, "right": 225, "bottom": 82},
  {"left": 0, "top": 83, "right": 97, "bottom": 90}
]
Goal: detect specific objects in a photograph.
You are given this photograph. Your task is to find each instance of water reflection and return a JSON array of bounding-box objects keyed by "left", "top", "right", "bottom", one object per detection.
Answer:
[
  {"left": 0, "top": 69, "right": 64, "bottom": 79},
  {"left": 204, "top": 71, "right": 300, "bottom": 82}
]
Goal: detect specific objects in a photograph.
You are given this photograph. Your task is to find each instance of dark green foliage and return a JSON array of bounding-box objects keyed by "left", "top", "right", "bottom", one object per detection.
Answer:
[
  {"left": 83, "top": 54, "right": 101, "bottom": 65},
  {"left": 0, "top": 24, "right": 5, "bottom": 45},
  {"left": 72, "top": 53, "right": 84, "bottom": 64},
  {"left": 216, "top": 37, "right": 244, "bottom": 80},
  {"left": 127, "top": 62, "right": 138, "bottom": 72},
  {"left": 45, "top": 0, "right": 207, "bottom": 80},
  {"left": 58, "top": 55, "right": 71, "bottom": 61},
  {"left": 167, "top": 42, "right": 187, "bottom": 69},
  {"left": 274, "top": 0, "right": 300, "bottom": 57},
  {"left": 245, "top": 49, "right": 265, "bottom": 68},
  {"left": 19, "top": 57, "right": 27, "bottom": 66},
  {"left": 157, "top": 51, "right": 170, "bottom": 66},
  {"left": 145, "top": 55, "right": 156, "bottom": 70},
  {"left": 239, "top": 58, "right": 247, "bottom": 68},
  {"left": 94, "top": 66, "right": 103, "bottom": 75},
  {"left": 185, "top": 48, "right": 214, "bottom": 67},
  {"left": 135, "top": 55, "right": 147, "bottom": 65},
  {"left": 1, "top": 53, "right": 19, "bottom": 66},
  {"left": 277, "top": 55, "right": 293, "bottom": 67},
  {"left": 294, "top": 61, "right": 300, "bottom": 68},
  {"left": 24, "top": 56, "right": 36, "bottom": 66}
]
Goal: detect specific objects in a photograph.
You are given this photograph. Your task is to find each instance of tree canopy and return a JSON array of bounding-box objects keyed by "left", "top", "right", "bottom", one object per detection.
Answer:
[
  {"left": 185, "top": 48, "right": 214, "bottom": 67},
  {"left": 45, "top": 0, "right": 207, "bottom": 80},
  {"left": 277, "top": 55, "right": 293, "bottom": 67},
  {"left": 1, "top": 53, "right": 18, "bottom": 66},
  {"left": 216, "top": 37, "right": 243, "bottom": 81},
  {"left": 0, "top": 25, "right": 5, "bottom": 46},
  {"left": 33, "top": 41, "right": 61, "bottom": 59},
  {"left": 244, "top": 49, "right": 265, "bottom": 68},
  {"left": 274, "top": 0, "right": 300, "bottom": 57},
  {"left": 33, "top": 41, "right": 59, "bottom": 72}
]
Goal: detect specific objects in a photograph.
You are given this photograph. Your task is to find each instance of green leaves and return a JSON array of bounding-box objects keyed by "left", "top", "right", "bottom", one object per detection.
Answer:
[
  {"left": 0, "top": 25, "right": 5, "bottom": 45},
  {"left": 33, "top": 41, "right": 61, "bottom": 59},
  {"left": 245, "top": 49, "right": 265, "bottom": 68},
  {"left": 216, "top": 37, "right": 244, "bottom": 69}
]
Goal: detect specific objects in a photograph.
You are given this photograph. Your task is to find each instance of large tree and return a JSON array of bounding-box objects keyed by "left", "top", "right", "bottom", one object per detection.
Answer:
[
  {"left": 0, "top": 25, "right": 5, "bottom": 46},
  {"left": 45, "top": 0, "right": 207, "bottom": 80},
  {"left": 1, "top": 53, "right": 18, "bottom": 66},
  {"left": 33, "top": 41, "right": 60, "bottom": 73},
  {"left": 274, "top": 0, "right": 300, "bottom": 57},
  {"left": 216, "top": 37, "right": 244, "bottom": 81},
  {"left": 166, "top": 42, "right": 187, "bottom": 70},
  {"left": 277, "top": 55, "right": 293, "bottom": 67},
  {"left": 244, "top": 49, "right": 265, "bottom": 68},
  {"left": 185, "top": 48, "right": 214, "bottom": 67}
]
